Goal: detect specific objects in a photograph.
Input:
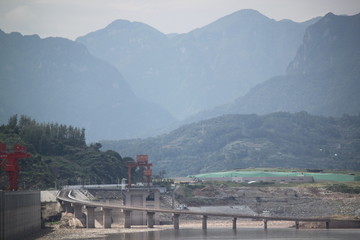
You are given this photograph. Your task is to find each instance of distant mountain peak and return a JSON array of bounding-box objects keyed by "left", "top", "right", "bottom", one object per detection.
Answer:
[
  {"left": 76, "top": 18, "right": 165, "bottom": 44},
  {"left": 107, "top": 19, "right": 148, "bottom": 29},
  {"left": 324, "top": 12, "right": 336, "bottom": 18},
  {"left": 0, "top": 29, "right": 42, "bottom": 40},
  {"left": 231, "top": 9, "right": 267, "bottom": 17},
  {"left": 105, "top": 18, "right": 162, "bottom": 34},
  {"left": 287, "top": 12, "right": 360, "bottom": 75},
  {"left": 107, "top": 19, "right": 132, "bottom": 28},
  {"left": 206, "top": 8, "right": 272, "bottom": 28}
]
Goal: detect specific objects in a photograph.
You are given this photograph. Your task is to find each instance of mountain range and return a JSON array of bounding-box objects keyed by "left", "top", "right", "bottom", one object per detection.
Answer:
[
  {"left": 0, "top": 31, "right": 173, "bottom": 141},
  {"left": 77, "top": 9, "right": 317, "bottom": 119},
  {"left": 98, "top": 11, "right": 360, "bottom": 176},
  {"left": 184, "top": 12, "right": 360, "bottom": 124},
  {"left": 1, "top": 10, "right": 359, "bottom": 143}
]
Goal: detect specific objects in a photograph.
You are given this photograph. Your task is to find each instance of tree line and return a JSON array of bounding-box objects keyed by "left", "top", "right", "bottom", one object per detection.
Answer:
[
  {"left": 2, "top": 115, "right": 86, "bottom": 155},
  {"left": 0, "top": 115, "right": 130, "bottom": 190}
]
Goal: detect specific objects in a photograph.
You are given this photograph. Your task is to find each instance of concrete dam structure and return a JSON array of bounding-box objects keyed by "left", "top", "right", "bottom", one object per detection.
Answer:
[{"left": 0, "top": 191, "right": 41, "bottom": 240}]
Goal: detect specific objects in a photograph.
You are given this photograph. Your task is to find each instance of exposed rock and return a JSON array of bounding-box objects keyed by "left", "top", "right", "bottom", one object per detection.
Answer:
[{"left": 174, "top": 185, "right": 360, "bottom": 219}]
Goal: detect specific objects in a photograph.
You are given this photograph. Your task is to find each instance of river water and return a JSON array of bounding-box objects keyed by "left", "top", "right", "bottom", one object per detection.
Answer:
[{"left": 93, "top": 228, "right": 359, "bottom": 240}]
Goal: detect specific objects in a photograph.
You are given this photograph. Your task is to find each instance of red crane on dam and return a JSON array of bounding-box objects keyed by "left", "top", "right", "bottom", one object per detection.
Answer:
[
  {"left": 0, "top": 141, "right": 31, "bottom": 191},
  {"left": 126, "top": 154, "right": 152, "bottom": 187}
]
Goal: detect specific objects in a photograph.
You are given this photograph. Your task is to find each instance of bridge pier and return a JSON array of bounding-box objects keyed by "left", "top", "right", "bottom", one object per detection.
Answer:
[
  {"left": 202, "top": 215, "right": 208, "bottom": 229},
  {"left": 58, "top": 200, "right": 64, "bottom": 212},
  {"left": 72, "top": 203, "right": 83, "bottom": 219},
  {"left": 57, "top": 189, "right": 359, "bottom": 231},
  {"left": 86, "top": 206, "right": 96, "bottom": 228},
  {"left": 124, "top": 210, "right": 132, "bottom": 228},
  {"left": 263, "top": 219, "right": 268, "bottom": 229},
  {"left": 102, "top": 208, "right": 112, "bottom": 228},
  {"left": 65, "top": 202, "right": 74, "bottom": 215},
  {"left": 147, "top": 212, "right": 155, "bottom": 228},
  {"left": 173, "top": 214, "right": 180, "bottom": 229},
  {"left": 232, "top": 217, "right": 237, "bottom": 230}
]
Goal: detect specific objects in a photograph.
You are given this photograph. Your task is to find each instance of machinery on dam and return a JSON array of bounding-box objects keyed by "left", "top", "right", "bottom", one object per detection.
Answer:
[
  {"left": 126, "top": 154, "right": 153, "bottom": 187},
  {"left": 0, "top": 142, "right": 39, "bottom": 240},
  {"left": 0, "top": 141, "right": 31, "bottom": 191}
]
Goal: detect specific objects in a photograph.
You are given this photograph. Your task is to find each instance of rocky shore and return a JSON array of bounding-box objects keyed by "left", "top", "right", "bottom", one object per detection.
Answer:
[{"left": 174, "top": 184, "right": 360, "bottom": 219}]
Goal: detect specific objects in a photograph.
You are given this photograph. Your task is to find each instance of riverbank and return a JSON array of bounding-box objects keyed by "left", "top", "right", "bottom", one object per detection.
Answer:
[{"left": 25, "top": 220, "right": 294, "bottom": 240}]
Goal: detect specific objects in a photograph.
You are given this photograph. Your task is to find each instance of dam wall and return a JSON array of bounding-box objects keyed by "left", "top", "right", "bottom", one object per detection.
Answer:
[{"left": 0, "top": 191, "right": 41, "bottom": 240}]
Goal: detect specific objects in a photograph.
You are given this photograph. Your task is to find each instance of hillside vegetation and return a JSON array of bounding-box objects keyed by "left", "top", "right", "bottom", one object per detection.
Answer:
[
  {"left": 102, "top": 112, "right": 360, "bottom": 176},
  {"left": 0, "top": 115, "right": 129, "bottom": 190}
]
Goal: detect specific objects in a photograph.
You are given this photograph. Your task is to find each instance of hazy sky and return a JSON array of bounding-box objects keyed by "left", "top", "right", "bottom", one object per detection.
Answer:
[{"left": 0, "top": 0, "right": 359, "bottom": 40}]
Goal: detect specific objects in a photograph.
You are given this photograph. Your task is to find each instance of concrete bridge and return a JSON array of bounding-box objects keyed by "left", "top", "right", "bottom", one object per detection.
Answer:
[{"left": 56, "top": 188, "right": 360, "bottom": 230}]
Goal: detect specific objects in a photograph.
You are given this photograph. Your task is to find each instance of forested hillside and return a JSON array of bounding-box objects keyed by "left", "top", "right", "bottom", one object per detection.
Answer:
[
  {"left": 102, "top": 112, "right": 360, "bottom": 176},
  {"left": 0, "top": 115, "right": 130, "bottom": 190}
]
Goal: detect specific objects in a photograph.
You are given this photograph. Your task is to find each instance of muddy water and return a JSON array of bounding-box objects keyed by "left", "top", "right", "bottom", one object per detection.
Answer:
[{"left": 100, "top": 228, "right": 360, "bottom": 240}]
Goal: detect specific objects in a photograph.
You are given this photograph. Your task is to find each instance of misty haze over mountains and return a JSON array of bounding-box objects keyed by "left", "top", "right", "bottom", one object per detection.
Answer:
[
  {"left": 77, "top": 9, "right": 317, "bottom": 120},
  {"left": 232, "top": 12, "right": 360, "bottom": 116},
  {"left": 1, "top": 10, "right": 360, "bottom": 142},
  {"left": 0, "top": 31, "right": 173, "bottom": 141},
  {"left": 185, "top": 12, "right": 360, "bottom": 123}
]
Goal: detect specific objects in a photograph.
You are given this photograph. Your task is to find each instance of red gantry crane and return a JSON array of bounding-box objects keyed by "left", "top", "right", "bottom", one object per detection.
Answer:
[
  {"left": 126, "top": 154, "right": 152, "bottom": 188},
  {"left": 0, "top": 141, "right": 31, "bottom": 191}
]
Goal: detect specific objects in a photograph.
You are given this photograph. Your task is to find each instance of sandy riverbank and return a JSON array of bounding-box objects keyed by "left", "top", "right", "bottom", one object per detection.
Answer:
[{"left": 25, "top": 220, "right": 294, "bottom": 240}]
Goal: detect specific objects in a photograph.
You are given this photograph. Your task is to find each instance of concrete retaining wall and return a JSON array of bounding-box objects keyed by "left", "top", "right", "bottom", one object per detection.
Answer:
[
  {"left": 0, "top": 191, "right": 41, "bottom": 240},
  {"left": 329, "top": 220, "right": 360, "bottom": 228}
]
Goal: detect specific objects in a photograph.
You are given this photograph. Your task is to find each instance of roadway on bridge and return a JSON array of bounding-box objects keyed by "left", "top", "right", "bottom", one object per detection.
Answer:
[{"left": 57, "top": 188, "right": 357, "bottom": 224}]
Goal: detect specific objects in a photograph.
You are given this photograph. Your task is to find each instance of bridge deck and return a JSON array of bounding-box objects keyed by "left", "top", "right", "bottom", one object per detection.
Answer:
[{"left": 57, "top": 189, "right": 360, "bottom": 229}]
